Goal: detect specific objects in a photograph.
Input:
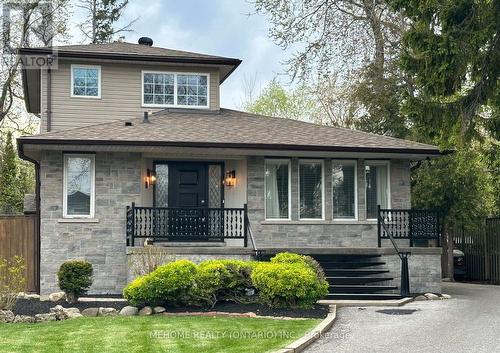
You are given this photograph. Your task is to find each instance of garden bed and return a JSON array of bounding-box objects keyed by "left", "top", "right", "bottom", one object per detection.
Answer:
[{"left": 13, "top": 298, "right": 328, "bottom": 319}]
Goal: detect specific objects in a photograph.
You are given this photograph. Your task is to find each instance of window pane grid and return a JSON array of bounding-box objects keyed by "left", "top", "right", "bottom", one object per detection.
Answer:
[
  {"left": 72, "top": 67, "right": 99, "bottom": 97},
  {"left": 143, "top": 72, "right": 208, "bottom": 107},
  {"left": 332, "top": 161, "right": 356, "bottom": 219},
  {"left": 299, "top": 161, "right": 323, "bottom": 219}
]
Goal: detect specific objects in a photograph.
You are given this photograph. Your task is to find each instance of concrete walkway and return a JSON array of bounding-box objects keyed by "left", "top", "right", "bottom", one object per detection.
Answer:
[{"left": 305, "top": 282, "right": 500, "bottom": 353}]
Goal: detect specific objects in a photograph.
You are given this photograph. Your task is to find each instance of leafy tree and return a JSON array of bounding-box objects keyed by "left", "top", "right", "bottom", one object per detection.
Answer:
[
  {"left": 78, "top": 0, "right": 137, "bottom": 43},
  {"left": 388, "top": 0, "right": 500, "bottom": 143},
  {"left": 0, "top": 132, "right": 21, "bottom": 214}
]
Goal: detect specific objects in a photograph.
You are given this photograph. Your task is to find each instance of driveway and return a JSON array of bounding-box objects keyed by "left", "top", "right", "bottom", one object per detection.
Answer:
[{"left": 306, "top": 282, "right": 500, "bottom": 353}]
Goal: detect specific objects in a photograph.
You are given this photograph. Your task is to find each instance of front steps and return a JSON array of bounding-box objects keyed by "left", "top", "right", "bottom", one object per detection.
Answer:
[{"left": 310, "top": 254, "right": 402, "bottom": 300}]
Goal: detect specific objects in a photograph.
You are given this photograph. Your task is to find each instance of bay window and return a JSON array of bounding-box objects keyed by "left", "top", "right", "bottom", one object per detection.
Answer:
[
  {"left": 365, "top": 161, "right": 390, "bottom": 219},
  {"left": 332, "top": 160, "right": 357, "bottom": 219},
  {"left": 142, "top": 71, "right": 209, "bottom": 108},
  {"left": 265, "top": 159, "right": 290, "bottom": 219},
  {"left": 63, "top": 154, "right": 95, "bottom": 218},
  {"left": 299, "top": 160, "right": 324, "bottom": 219}
]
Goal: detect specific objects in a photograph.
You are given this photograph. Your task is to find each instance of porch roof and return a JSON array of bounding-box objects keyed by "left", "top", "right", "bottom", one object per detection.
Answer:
[{"left": 18, "top": 108, "right": 443, "bottom": 156}]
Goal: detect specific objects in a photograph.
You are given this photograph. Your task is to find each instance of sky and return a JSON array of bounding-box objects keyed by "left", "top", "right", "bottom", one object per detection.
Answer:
[{"left": 68, "top": 0, "right": 292, "bottom": 109}]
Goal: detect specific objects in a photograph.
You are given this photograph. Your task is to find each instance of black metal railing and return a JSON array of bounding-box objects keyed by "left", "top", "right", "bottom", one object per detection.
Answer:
[
  {"left": 378, "top": 208, "right": 411, "bottom": 297},
  {"left": 378, "top": 207, "right": 441, "bottom": 247},
  {"left": 126, "top": 203, "right": 248, "bottom": 246}
]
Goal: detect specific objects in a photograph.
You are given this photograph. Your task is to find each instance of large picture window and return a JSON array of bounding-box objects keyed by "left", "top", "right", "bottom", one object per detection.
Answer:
[
  {"left": 365, "top": 161, "right": 390, "bottom": 219},
  {"left": 332, "top": 160, "right": 357, "bottom": 219},
  {"left": 63, "top": 154, "right": 95, "bottom": 218},
  {"left": 71, "top": 65, "right": 101, "bottom": 98},
  {"left": 142, "top": 71, "right": 209, "bottom": 108},
  {"left": 299, "top": 160, "right": 323, "bottom": 219},
  {"left": 265, "top": 159, "right": 290, "bottom": 219}
]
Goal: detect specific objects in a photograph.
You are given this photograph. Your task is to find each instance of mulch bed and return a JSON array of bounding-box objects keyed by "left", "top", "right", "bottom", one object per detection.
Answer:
[{"left": 13, "top": 299, "right": 329, "bottom": 319}]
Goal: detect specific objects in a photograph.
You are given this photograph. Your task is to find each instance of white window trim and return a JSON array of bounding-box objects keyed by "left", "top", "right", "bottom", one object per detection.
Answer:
[
  {"left": 298, "top": 159, "right": 325, "bottom": 221},
  {"left": 70, "top": 64, "right": 101, "bottom": 99},
  {"left": 63, "top": 154, "right": 96, "bottom": 219},
  {"left": 365, "top": 160, "right": 391, "bottom": 220},
  {"left": 332, "top": 159, "right": 358, "bottom": 221},
  {"left": 141, "top": 70, "right": 210, "bottom": 109},
  {"left": 264, "top": 159, "right": 291, "bottom": 221}
]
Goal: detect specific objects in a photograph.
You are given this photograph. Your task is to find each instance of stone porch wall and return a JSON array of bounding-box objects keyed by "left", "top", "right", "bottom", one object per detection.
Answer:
[
  {"left": 40, "top": 151, "right": 142, "bottom": 294},
  {"left": 247, "top": 156, "right": 411, "bottom": 248}
]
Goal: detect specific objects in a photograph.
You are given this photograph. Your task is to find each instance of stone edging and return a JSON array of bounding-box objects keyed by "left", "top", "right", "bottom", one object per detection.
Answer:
[{"left": 273, "top": 305, "right": 337, "bottom": 353}]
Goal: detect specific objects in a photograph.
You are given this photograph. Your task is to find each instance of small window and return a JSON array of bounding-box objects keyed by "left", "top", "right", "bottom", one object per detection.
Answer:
[
  {"left": 365, "top": 161, "right": 390, "bottom": 219},
  {"left": 71, "top": 65, "right": 101, "bottom": 98},
  {"left": 299, "top": 160, "right": 323, "bottom": 220},
  {"left": 63, "top": 154, "right": 95, "bottom": 218},
  {"left": 142, "top": 71, "right": 209, "bottom": 108},
  {"left": 332, "top": 160, "right": 357, "bottom": 220},
  {"left": 265, "top": 159, "right": 290, "bottom": 219}
]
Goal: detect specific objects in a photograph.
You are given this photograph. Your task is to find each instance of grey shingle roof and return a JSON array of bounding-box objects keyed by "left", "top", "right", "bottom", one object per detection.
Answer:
[{"left": 19, "top": 108, "right": 441, "bottom": 154}]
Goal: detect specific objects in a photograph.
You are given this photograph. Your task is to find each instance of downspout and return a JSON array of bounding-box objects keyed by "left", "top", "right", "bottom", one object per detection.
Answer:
[
  {"left": 17, "top": 142, "right": 41, "bottom": 294},
  {"left": 46, "top": 65, "right": 52, "bottom": 132}
]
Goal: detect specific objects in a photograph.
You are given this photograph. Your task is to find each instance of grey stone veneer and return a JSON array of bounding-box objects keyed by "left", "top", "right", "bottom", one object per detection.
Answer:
[
  {"left": 247, "top": 156, "right": 412, "bottom": 248},
  {"left": 39, "top": 151, "right": 142, "bottom": 294}
]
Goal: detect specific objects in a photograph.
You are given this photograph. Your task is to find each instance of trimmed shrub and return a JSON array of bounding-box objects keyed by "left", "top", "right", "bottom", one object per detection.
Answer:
[
  {"left": 123, "top": 259, "right": 197, "bottom": 306},
  {"left": 57, "top": 260, "right": 93, "bottom": 303},
  {"left": 251, "top": 262, "right": 329, "bottom": 308},
  {"left": 194, "top": 259, "right": 255, "bottom": 307},
  {"left": 271, "top": 252, "right": 326, "bottom": 281},
  {"left": 0, "top": 255, "right": 26, "bottom": 310}
]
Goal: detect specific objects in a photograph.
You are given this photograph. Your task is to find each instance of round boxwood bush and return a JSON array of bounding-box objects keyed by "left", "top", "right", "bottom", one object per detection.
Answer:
[
  {"left": 271, "top": 252, "right": 326, "bottom": 281},
  {"left": 57, "top": 260, "right": 93, "bottom": 303},
  {"left": 123, "top": 259, "right": 197, "bottom": 306},
  {"left": 251, "top": 262, "right": 328, "bottom": 308}
]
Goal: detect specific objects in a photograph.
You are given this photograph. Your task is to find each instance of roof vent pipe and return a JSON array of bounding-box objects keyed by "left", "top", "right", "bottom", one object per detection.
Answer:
[
  {"left": 143, "top": 111, "right": 149, "bottom": 123},
  {"left": 138, "top": 37, "right": 153, "bottom": 46}
]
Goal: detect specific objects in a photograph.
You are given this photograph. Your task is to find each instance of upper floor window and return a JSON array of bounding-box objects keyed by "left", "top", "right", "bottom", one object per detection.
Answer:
[
  {"left": 365, "top": 161, "right": 390, "bottom": 219},
  {"left": 142, "top": 71, "right": 209, "bottom": 108},
  {"left": 71, "top": 65, "right": 101, "bottom": 98}
]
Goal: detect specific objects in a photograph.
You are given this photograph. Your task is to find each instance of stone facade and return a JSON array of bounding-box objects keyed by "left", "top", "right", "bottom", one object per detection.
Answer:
[
  {"left": 247, "top": 156, "right": 412, "bottom": 248},
  {"left": 39, "top": 151, "right": 142, "bottom": 294}
]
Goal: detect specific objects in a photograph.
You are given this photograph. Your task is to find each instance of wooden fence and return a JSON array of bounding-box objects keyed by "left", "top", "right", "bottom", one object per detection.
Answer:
[
  {"left": 452, "top": 218, "right": 500, "bottom": 283},
  {"left": 0, "top": 214, "right": 39, "bottom": 293}
]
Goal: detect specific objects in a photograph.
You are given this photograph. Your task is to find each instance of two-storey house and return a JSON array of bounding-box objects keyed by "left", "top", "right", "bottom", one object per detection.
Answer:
[{"left": 18, "top": 38, "right": 443, "bottom": 298}]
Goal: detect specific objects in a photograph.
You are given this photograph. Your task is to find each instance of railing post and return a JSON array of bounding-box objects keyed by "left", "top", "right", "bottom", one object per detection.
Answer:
[
  {"left": 131, "top": 202, "right": 135, "bottom": 246},
  {"left": 126, "top": 206, "right": 130, "bottom": 246},
  {"left": 243, "top": 203, "right": 248, "bottom": 247},
  {"left": 377, "top": 205, "right": 381, "bottom": 247},
  {"left": 400, "top": 252, "right": 411, "bottom": 297}
]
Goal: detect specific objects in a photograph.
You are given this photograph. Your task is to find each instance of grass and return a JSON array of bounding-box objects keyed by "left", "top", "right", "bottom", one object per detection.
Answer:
[{"left": 0, "top": 315, "right": 319, "bottom": 353}]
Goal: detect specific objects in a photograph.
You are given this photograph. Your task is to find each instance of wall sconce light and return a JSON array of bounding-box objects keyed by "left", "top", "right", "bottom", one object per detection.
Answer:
[
  {"left": 145, "top": 168, "right": 156, "bottom": 189},
  {"left": 225, "top": 170, "right": 236, "bottom": 187}
]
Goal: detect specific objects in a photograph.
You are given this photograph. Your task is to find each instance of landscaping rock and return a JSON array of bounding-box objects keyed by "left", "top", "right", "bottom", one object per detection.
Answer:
[
  {"left": 25, "top": 293, "right": 41, "bottom": 300},
  {"left": 81, "top": 307, "right": 99, "bottom": 317},
  {"left": 139, "top": 306, "right": 153, "bottom": 316},
  {"left": 424, "top": 293, "right": 440, "bottom": 300},
  {"left": 120, "top": 306, "right": 139, "bottom": 316},
  {"left": 414, "top": 295, "right": 428, "bottom": 301},
  {"left": 98, "top": 307, "right": 118, "bottom": 317},
  {"left": 441, "top": 294, "right": 452, "bottom": 300},
  {"left": 0, "top": 310, "right": 14, "bottom": 323},
  {"left": 34, "top": 313, "right": 57, "bottom": 322},
  {"left": 50, "top": 305, "right": 82, "bottom": 320},
  {"left": 153, "top": 306, "right": 166, "bottom": 314},
  {"left": 14, "top": 315, "right": 35, "bottom": 323},
  {"left": 48, "top": 292, "right": 66, "bottom": 302},
  {"left": 39, "top": 295, "right": 50, "bottom": 302}
]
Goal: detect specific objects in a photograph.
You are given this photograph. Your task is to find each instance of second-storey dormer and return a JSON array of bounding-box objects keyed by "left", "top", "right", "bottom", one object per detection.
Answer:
[{"left": 19, "top": 37, "right": 241, "bottom": 132}]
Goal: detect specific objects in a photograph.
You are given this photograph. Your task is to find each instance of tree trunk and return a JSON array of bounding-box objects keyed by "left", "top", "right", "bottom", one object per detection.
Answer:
[
  {"left": 442, "top": 223, "right": 454, "bottom": 280},
  {"left": 362, "top": 0, "right": 385, "bottom": 81}
]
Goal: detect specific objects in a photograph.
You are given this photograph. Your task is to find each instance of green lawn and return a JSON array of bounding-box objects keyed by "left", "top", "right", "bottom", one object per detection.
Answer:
[{"left": 0, "top": 315, "right": 319, "bottom": 353}]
